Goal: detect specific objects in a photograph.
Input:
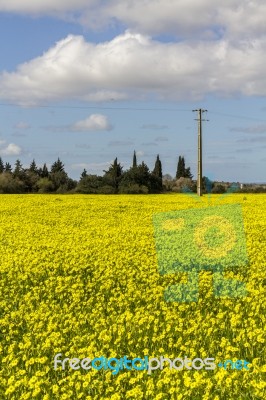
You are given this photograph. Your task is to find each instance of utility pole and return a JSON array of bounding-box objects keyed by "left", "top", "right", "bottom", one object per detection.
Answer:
[{"left": 192, "top": 109, "right": 208, "bottom": 196}]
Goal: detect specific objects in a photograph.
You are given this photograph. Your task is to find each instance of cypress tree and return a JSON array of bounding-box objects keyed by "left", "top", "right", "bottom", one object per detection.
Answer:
[
  {"left": 133, "top": 150, "right": 137, "bottom": 168},
  {"left": 181, "top": 156, "right": 185, "bottom": 176},
  {"left": 176, "top": 156, "right": 182, "bottom": 179},
  {"left": 153, "top": 154, "right": 162, "bottom": 179},
  {"left": 152, "top": 154, "right": 163, "bottom": 192},
  {"left": 176, "top": 155, "right": 193, "bottom": 179},
  {"left": 0, "top": 157, "right": 4, "bottom": 173}
]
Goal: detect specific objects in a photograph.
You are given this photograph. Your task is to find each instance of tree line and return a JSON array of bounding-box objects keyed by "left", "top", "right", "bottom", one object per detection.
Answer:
[
  {"left": 0, "top": 152, "right": 264, "bottom": 194},
  {"left": 0, "top": 152, "right": 195, "bottom": 194}
]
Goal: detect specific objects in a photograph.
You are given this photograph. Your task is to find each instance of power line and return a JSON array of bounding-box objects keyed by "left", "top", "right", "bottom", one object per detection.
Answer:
[
  {"left": 208, "top": 109, "right": 266, "bottom": 122},
  {"left": 0, "top": 102, "right": 191, "bottom": 112},
  {"left": 1, "top": 101, "right": 266, "bottom": 122}
]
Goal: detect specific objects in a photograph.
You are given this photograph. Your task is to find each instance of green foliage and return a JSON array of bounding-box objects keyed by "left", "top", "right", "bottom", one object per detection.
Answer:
[
  {"left": 39, "top": 163, "right": 49, "bottom": 178},
  {"left": 153, "top": 154, "right": 163, "bottom": 179},
  {"left": 55, "top": 178, "right": 77, "bottom": 194},
  {"left": 119, "top": 161, "right": 164, "bottom": 193},
  {"left": 100, "top": 185, "right": 117, "bottom": 194},
  {"left": 152, "top": 154, "right": 163, "bottom": 191},
  {"left": 66, "top": 178, "right": 77, "bottom": 191},
  {"left": 0, "top": 157, "right": 4, "bottom": 173},
  {"left": 0, "top": 172, "right": 25, "bottom": 193},
  {"left": 119, "top": 183, "right": 149, "bottom": 194},
  {"left": 37, "top": 178, "right": 54, "bottom": 193},
  {"left": 29, "top": 159, "right": 38, "bottom": 174},
  {"left": 51, "top": 158, "right": 65, "bottom": 173},
  {"left": 120, "top": 162, "right": 149, "bottom": 189},
  {"left": 1, "top": 152, "right": 257, "bottom": 195},
  {"left": 176, "top": 156, "right": 193, "bottom": 179},
  {"left": 184, "top": 166, "right": 193, "bottom": 179},
  {"left": 76, "top": 175, "right": 104, "bottom": 194},
  {"left": 13, "top": 159, "right": 26, "bottom": 180},
  {"left": 4, "top": 162, "right": 12, "bottom": 173},
  {"left": 212, "top": 184, "right": 227, "bottom": 194},
  {"left": 49, "top": 160, "right": 70, "bottom": 192},
  {"left": 103, "top": 157, "right": 123, "bottom": 193},
  {"left": 50, "top": 171, "right": 68, "bottom": 191},
  {"left": 80, "top": 169, "right": 88, "bottom": 179},
  {"left": 133, "top": 150, "right": 137, "bottom": 168},
  {"left": 173, "top": 177, "right": 195, "bottom": 193},
  {"left": 176, "top": 156, "right": 183, "bottom": 179},
  {"left": 23, "top": 171, "right": 39, "bottom": 193}
]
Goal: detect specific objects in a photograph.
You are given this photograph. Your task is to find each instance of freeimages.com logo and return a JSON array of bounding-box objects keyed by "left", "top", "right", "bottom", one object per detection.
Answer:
[{"left": 153, "top": 202, "right": 248, "bottom": 302}]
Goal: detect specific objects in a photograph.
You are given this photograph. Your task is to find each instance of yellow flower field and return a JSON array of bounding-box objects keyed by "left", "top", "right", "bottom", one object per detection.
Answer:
[{"left": 0, "top": 193, "right": 265, "bottom": 399}]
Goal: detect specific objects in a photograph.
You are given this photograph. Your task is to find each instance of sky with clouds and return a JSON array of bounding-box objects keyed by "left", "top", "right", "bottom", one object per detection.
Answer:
[{"left": 0, "top": 0, "right": 266, "bottom": 182}]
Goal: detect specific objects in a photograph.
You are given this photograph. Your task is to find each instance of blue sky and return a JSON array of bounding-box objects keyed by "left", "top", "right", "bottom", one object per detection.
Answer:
[{"left": 0, "top": 1, "right": 266, "bottom": 182}]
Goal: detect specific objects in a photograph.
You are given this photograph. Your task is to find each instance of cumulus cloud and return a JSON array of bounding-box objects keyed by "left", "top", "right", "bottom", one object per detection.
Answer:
[
  {"left": 71, "top": 114, "right": 112, "bottom": 132},
  {"left": 1, "top": 1, "right": 266, "bottom": 41},
  {"left": 0, "top": 141, "right": 22, "bottom": 156},
  {"left": 0, "top": 0, "right": 91, "bottom": 14},
  {"left": 2, "top": 32, "right": 266, "bottom": 105}
]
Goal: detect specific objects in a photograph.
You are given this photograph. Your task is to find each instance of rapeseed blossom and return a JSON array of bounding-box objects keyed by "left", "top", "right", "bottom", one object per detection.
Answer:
[{"left": 0, "top": 194, "right": 265, "bottom": 399}]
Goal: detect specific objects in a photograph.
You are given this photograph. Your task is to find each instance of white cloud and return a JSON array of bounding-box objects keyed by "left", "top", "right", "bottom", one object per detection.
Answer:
[
  {"left": 71, "top": 114, "right": 112, "bottom": 131},
  {"left": 1, "top": 32, "right": 266, "bottom": 105},
  {"left": 1, "top": 1, "right": 266, "bottom": 40},
  {"left": 0, "top": 0, "right": 91, "bottom": 14},
  {"left": 0, "top": 142, "right": 22, "bottom": 156},
  {"left": 109, "top": 0, "right": 266, "bottom": 40}
]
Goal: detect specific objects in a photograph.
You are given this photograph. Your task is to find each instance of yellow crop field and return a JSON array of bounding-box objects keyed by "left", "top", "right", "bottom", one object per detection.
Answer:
[{"left": 0, "top": 194, "right": 265, "bottom": 399}]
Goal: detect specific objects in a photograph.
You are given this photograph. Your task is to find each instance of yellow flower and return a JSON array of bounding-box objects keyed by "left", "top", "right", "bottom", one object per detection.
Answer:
[{"left": 0, "top": 193, "right": 265, "bottom": 399}]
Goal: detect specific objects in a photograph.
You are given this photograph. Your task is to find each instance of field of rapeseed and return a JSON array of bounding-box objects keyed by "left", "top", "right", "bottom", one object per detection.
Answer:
[{"left": 0, "top": 193, "right": 265, "bottom": 399}]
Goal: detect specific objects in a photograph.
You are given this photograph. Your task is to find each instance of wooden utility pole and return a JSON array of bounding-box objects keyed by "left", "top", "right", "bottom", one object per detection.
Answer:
[{"left": 193, "top": 109, "right": 208, "bottom": 196}]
